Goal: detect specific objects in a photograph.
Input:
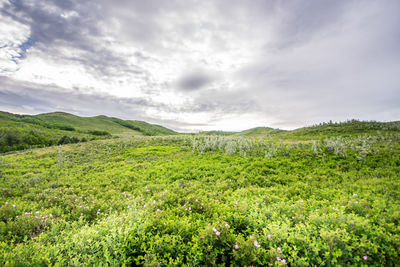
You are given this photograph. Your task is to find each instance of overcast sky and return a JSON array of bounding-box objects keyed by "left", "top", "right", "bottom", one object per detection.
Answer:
[{"left": 0, "top": 0, "right": 399, "bottom": 131}]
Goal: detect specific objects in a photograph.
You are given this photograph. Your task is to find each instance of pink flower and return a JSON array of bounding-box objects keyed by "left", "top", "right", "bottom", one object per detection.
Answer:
[
  {"left": 234, "top": 244, "right": 239, "bottom": 250},
  {"left": 157, "top": 209, "right": 160, "bottom": 212},
  {"left": 281, "top": 259, "right": 286, "bottom": 265},
  {"left": 277, "top": 257, "right": 281, "bottom": 261},
  {"left": 254, "top": 241, "right": 260, "bottom": 247},
  {"left": 363, "top": 256, "right": 368, "bottom": 261},
  {"left": 212, "top": 228, "right": 217, "bottom": 232},
  {"left": 216, "top": 231, "right": 220, "bottom": 236},
  {"left": 277, "top": 247, "right": 281, "bottom": 251},
  {"left": 189, "top": 207, "right": 191, "bottom": 211},
  {"left": 267, "top": 234, "right": 271, "bottom": 239}
]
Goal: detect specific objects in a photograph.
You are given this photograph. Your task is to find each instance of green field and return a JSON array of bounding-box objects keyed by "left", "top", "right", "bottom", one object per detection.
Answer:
[{"left": 0, "top": 117, "right": 400, "bottom": 266}]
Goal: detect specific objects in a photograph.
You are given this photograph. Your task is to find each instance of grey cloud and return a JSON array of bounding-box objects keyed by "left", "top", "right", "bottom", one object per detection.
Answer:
[
  {"left": 1, "top": 0, "right": 136, "bottom": 78},
  {"left": 177, "top": 71, "right": 215, "bottom": 91},
  {"left": 0, "top": 76, "right": 199, "bottom": 131},
  {"left": 1, "top": 0, "right": 399, "bottom": 131}
]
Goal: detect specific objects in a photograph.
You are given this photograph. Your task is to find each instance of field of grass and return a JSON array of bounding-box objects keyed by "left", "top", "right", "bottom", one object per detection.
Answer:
[{"left": 1, "top": 127, "right": 399, "bottom": 265}]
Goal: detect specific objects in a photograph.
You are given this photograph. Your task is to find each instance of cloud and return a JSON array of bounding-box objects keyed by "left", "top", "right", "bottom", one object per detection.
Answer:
[
  {"left": 0, "top": 76, "right": 202, "bottom": 131},
  {"left": 177, "top": 70, "right": 216, "bottom": 91},
  {"left": 0, "top": 0, "right": 399, "bottom": 131}
]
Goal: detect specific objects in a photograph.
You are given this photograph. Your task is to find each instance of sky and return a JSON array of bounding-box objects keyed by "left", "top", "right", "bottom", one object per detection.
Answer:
[{"left": 0, "top": 0, "right": 399, "bottom": 132}]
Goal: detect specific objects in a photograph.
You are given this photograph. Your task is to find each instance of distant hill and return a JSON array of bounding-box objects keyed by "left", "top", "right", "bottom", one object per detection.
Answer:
[
  {"left": 194, "top": 121, "right": 400, "bottom": 139},
  {"left": 1, "top": 110, "right": 399, "bottom": 153},
  {"left": 0, "top": 111, "right": 177, "bottom": 153},
  {"left": 280, "top": 120, "right": 400, "bottom": 139},
  {"left": 234, "top": 127, "right": 285, "bottom": 137}
]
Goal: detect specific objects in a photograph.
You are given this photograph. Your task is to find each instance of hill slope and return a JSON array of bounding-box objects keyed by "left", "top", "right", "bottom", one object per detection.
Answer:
[
  {"left": 234, "top": 127, "right": 285, "bottom": 137},
  {"left": 0, "top": 111, "right": 177, "bottom": 153}
]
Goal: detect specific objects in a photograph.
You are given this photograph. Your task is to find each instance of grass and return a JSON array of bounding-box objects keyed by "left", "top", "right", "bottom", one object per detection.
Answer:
[{"left": 0, "top": 128, "right": 399, "bottom": 265}]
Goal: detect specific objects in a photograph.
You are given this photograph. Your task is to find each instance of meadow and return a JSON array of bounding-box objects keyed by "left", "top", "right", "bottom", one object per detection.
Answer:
[{"left": 0, "top": 121, "right": 400, "bottom": 266}]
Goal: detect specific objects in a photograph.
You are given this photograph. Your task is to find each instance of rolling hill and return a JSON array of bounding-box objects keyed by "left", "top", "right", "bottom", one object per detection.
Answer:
[{"left": 0, "top": 111, "right": 177, "bottom": 153}]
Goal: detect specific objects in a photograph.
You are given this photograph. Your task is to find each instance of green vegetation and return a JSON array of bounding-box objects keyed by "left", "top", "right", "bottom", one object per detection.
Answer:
[
  {"left": 0, "top": 120, "right": 399, "bottom": 265},
  {"left": 234, "top": 127, "right": 285, "bottom": 137},
  {"left": 0, "top": 111, "right": 177, "bottom": 153}
]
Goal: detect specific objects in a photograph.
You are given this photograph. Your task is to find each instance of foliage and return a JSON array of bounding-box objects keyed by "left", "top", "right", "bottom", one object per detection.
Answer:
[
  {"left": 0, "top": 130, "right": 399, "bottom": 265},
  {"left": 0, "top": 111, "right": 178, "bottom": 153}
]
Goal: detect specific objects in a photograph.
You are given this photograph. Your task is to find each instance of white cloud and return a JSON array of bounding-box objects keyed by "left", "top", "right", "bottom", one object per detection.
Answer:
[{"left": 0, "top": 0, "right": 399, "bottom": 131}]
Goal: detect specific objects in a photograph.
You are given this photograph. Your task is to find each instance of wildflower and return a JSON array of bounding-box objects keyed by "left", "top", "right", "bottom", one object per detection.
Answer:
[
  {"left": 355, "top": 201, "right": 358, "bottom": 204},
  {"left": 281, "top": 259, "right": 286, "bottom": 264},
  {"left": 5, "top": 202, "right": 8, "bottom": 206},
  {"left": 144, "top": 204, "right": 146, "bottom": 208},
  {"left": 234, "top": 244, "right": 239, "bottom": 250},
  {"left": 235, "top": 201, "right": 238, "bottom": 205},
  {"left": 195, "top": 199, "right": 198, "bottom": 202},
  {"left": 189, "top": 207, "right": 191, "bottom": 211},
  {"left": 353, "top": 193, "right": 357, "bottom": 196},
  {"left": 157, "top": 209, "right": 160, "bottom": 212},
  {"left": 267, "top": 234, "right": 271, "bottom": 239},
  {"left": 35, "top": 211, "right": 39, "bottom": 214},
  {"left": 153, "top": 200, "right": 156, "bottom": 204},
  {"left": 254, "top": 241, "right": 260, "bottom": 247},
  {"left": 201, "top": 206, "right": 203, "bottom": 209},
  {"left": 225, "top": 223, "right": 229, "bottom": 227},
  {"left": 97, "top": 209, "right": 100, "bottom": 215},
  {"left": 216, "top": 231, "right": 220, "bottom": 236},
  {"left": 49, "top": 213, "right": 53, "bottom": 217},
  {"left": 277, "top": 257, "right": 281, "bottom": 261},
  {"left": 363, "top": 256, "right": 368, "bottom": 261},
  {"left": 212, "top": 228, "right": 217, "bottom": 232},
  {"left": 277, "top": 247, "right": 281, "bottom": 251},
  {"left": 12, "top": 204, "right": 15, "bottom": 208}
]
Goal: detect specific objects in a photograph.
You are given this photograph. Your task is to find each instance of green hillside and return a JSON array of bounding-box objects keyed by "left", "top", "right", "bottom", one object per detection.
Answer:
[
  {"left": 235, "top": 127, "right": 285, "bottom": 137},
  {"left": 35, "top": 112, "right": 177, "bottom": 136},
  {"left": 279, "top": 120, "right": 400, "bottom": 140},
  {"left": 228, "top": 121, "right": 400, "bottom": 140},
  {"left": 0, "top": 111, "right": 177, "bottom": 153}
]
